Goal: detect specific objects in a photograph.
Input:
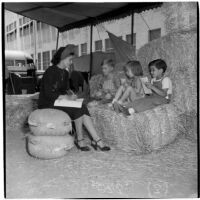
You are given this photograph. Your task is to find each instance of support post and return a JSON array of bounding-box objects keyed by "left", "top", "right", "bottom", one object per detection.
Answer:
[
  {"left": 56, "top": 29, "right": 59, "bottom": 51},
  {"left": 89, "top": 24, "right": 93, "bottom": 78},
  {"left": 34, "top": 21, "right": 37, "bottom": 65},
  {"left": 131, "top": 10, "right": 134, "bottom": 45}
]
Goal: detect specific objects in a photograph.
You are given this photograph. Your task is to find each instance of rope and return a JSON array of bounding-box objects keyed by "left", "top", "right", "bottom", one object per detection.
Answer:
[{"left": 139, "top": 13, "right": 151, "bottom": 30}]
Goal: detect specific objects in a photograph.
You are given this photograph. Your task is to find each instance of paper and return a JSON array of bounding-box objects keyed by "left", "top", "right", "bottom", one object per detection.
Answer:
[
  {"left": 54, "top": 98, "right": 84, "bottom": 108},
  {"left": 140, "top": 77, "right": 152, "bottom": 94}
]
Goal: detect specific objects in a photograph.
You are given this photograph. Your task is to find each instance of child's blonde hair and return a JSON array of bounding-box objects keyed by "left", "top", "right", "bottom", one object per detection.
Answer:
[
  {"left": 101, "top": 59, "right": 115, "bottom": 68},
  {"left": 124, "top": 60, "right": 143, "bottom": 76}
]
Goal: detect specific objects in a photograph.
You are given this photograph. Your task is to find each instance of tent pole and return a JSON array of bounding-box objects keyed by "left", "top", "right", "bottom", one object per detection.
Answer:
[
  {"left": 131, "top": 10, "right": 134, "bottom": 45},
  {"left": 89, "top": 24, "right": 93, "bottom": 78},
  {"left": 56, "top": 29, "right": 59, "bottom": 51}
]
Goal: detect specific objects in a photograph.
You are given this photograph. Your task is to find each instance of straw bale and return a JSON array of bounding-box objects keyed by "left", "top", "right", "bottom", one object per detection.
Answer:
[
  {"left": 89, "top": 74, "right": 104, "bottom": 97},
  {"left": 176, "top": 111, "right": 197, "bottom": 141},
  {"left": 6, "top": 95, "right": 37, "bottom": 129},
  {"left": 28, "top": 109, "right": 72, "bottom": 136},
  {"left": 27, "top": 134, "right": 74, "bottom": 159},
  {"left": 89, "top": 103, "right": 180, "bottom": 153}
]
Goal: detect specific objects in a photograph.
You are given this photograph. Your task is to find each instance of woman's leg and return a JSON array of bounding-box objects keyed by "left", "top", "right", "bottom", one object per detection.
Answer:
[
  {"left": 83, "top": 115, "right": 106, "bottom": 147},
  {"left": 74, "top": 116, "right": 87, "bottom": 147}
]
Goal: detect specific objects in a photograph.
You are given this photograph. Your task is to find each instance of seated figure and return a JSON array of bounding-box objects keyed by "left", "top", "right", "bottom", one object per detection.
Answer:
[{"left": 93, "top": 59, "right": 120, "bottom": 102}]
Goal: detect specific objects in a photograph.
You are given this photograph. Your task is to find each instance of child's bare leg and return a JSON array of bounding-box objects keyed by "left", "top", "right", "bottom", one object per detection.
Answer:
[
  {"left": 118, "top": 86, "right": 134, "bottom": 103},
  {"left": 113, "top": 86, "right": 124, "bottom": 102}
]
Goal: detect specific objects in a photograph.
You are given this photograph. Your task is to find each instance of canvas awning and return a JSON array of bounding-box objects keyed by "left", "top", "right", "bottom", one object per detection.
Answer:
[{"left": 4, "top": 2, "right": 162, "bottom": 32}]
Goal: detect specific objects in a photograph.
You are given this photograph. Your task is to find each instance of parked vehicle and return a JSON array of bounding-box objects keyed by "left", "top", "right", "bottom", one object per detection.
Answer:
[{"left": 5, "top": 50, "right": 41, "bottom": 94}]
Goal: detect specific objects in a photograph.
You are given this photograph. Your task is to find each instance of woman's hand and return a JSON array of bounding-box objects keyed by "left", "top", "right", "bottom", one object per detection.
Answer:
[
  {"left": 58, "top": 95, "right": 68, "bottom": 100},
  {"left": 70, "top": 94, "right": 77, "bottom": 101}
]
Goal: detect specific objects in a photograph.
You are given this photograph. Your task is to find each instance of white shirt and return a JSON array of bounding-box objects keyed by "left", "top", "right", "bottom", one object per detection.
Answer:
[{"left": 151, "top": 77, "right": 172, "bottom": 99}]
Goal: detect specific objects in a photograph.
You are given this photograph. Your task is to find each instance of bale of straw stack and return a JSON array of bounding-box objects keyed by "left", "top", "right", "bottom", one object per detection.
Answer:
[
  {"left": 89, "top": 103, "right": 180, "bottom": 153},
  {"left": 27, "top": 134, "right": 74, "bottom": 159},
  {"left": 6, "top": 94, "right": 37, "bottom": 129},
  {"left": 176, "top": 110, "right": 197, "bottom": 141},
  {"left": 28, "top": 109, "right": 72, "bottom": 136},
  {"left": 88, "top": 29, "right": 197, "bottom": 153}
]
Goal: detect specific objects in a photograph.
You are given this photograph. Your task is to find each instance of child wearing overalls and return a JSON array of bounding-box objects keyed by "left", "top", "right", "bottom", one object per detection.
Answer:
[{"left": 132, "top": 59, "right": 172, "bottom": 113}]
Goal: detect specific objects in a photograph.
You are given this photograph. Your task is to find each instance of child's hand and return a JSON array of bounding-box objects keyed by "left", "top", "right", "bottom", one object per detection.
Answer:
[
  {"left": 96, "top": 91, "right": 102, "bottom": 97},
  {"left": 105, "top": 93, "right": 112, "bottom": 100},
  {"left": 145, "top": 82, "right": 153, "bottom": 89}
]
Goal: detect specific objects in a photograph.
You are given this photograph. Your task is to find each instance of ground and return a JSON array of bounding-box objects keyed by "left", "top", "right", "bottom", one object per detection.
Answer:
[{"left": 6, "top": 127, "right": 197, "bottom": 198}]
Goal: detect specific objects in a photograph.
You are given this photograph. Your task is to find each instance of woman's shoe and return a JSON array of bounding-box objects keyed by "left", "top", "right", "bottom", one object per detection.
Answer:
[
  {"left": 74, "top": 139, "right": 90, "bottom": 151},
  {"left": 91, "top": 139, "right": 110, "bottom": 151}
]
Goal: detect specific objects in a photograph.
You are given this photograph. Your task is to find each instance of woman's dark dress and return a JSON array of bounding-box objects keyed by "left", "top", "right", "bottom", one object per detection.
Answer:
[{"left": 38, "top": 65, "right": 90, "bottom": 120}]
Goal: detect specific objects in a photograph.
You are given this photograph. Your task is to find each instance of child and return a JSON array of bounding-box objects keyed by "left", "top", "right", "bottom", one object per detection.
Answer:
[
  {"left": 94, "top": 59, "right": 120, "bottom": 101},
  {"left": 131, "top": 59, "right": 172, "bottom": 113},
  {"left": 112, "top": 60, "right": 145, "bottom": 110}
]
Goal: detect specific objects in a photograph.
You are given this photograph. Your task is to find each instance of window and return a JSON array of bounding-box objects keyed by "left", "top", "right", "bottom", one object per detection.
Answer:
[
  {"left": 5, "top": 60, "right": 14, "bottom": 67},
  {"left": 38, "top": 53, "right": 41, "bottom": 70},
  {"left": 30, "top": 22, "right": 33, "bottom": 34},
  {"left": 105, "top": 38, "right": 113, "bottom": 52},
  {"left": 20, "top": 28, "right": 23, "bottom": 37},
  {"left": 149, "top": 28, "right": 161, "bottom": 42},
  {"left": 74, "top": 45, "right": 79, "bottom": 56},
  {"left": 19, "top": 18, "right": 23, "bottom": 26},
  {"left": 42, "top": 51, "right": 50, "bottom": 70},
  {"left": 23, "top": 17, "right": 26, "bottom": 24},
  {"left": 95, "top": 40, "right": 102, "bottom": 52},
  {"left": 81, "top": 43, "right": 87, "bottom": 55},
  {"left": 15, "top": 60, "right": 25, "bottom": 66},
  {"left": 37, "top": 21, "right": 41, "bottom": 31},
  {"left": 14, "top": 21, "right": 16, "bottom": 29}
]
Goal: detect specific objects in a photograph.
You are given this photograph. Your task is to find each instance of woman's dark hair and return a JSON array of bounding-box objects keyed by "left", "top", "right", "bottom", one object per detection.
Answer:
[
  {"left": 148, "top": 59, "right": 167, "bottom": 74},
  {"left": 51, "top": 47, "right": 74, "bottom": 65},
  {"left": 123, "top": 60, "right": 143, "bottom": 76},
  {"left": 101, "top": 59, "right": 115, "bottom": 68}
]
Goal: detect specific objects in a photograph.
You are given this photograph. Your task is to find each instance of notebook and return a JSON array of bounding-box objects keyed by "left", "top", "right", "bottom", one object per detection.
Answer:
[
  {"left": 140, "top": 77, "right": 152, "bottom": 94},
  {"left": 54, "top": 98, "right": 84, "bottom": 108}
]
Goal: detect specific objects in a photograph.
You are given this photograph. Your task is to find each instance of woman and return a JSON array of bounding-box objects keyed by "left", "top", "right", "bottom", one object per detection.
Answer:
[{"left": 38, "top": 45, "right": 110, "bottom": 151}]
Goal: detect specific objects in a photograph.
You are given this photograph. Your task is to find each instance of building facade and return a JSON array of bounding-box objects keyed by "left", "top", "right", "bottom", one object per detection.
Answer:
[{"left": 5, "top": 2, "right": 196, "bottom": 71}]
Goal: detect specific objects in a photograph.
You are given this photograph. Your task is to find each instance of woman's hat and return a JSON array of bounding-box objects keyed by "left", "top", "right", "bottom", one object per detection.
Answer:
[{"left": 60, "top": 44, "right": 75, "bottom": 60}]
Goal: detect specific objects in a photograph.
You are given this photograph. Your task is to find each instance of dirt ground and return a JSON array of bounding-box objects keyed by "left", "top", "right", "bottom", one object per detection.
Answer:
[{"left": 6, "top": 127, "right": 197, "bottom": 198}]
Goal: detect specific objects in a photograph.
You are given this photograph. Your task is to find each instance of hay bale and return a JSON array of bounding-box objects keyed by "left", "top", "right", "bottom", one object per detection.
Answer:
[
  {"left": 89, "top": 104, "right": 180, "bottom": 153},
  {"left": 6, "top": 94, "right": 37, "bottom": 128},
  {"left": 28, "top": 109, "right": 72, "bottom": 136},
  {"left": 177, "top": 111, "right": 197, "bottom": 141},
  {"left": 27, "top": 134, "right": 74, "bottom": 159}
]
